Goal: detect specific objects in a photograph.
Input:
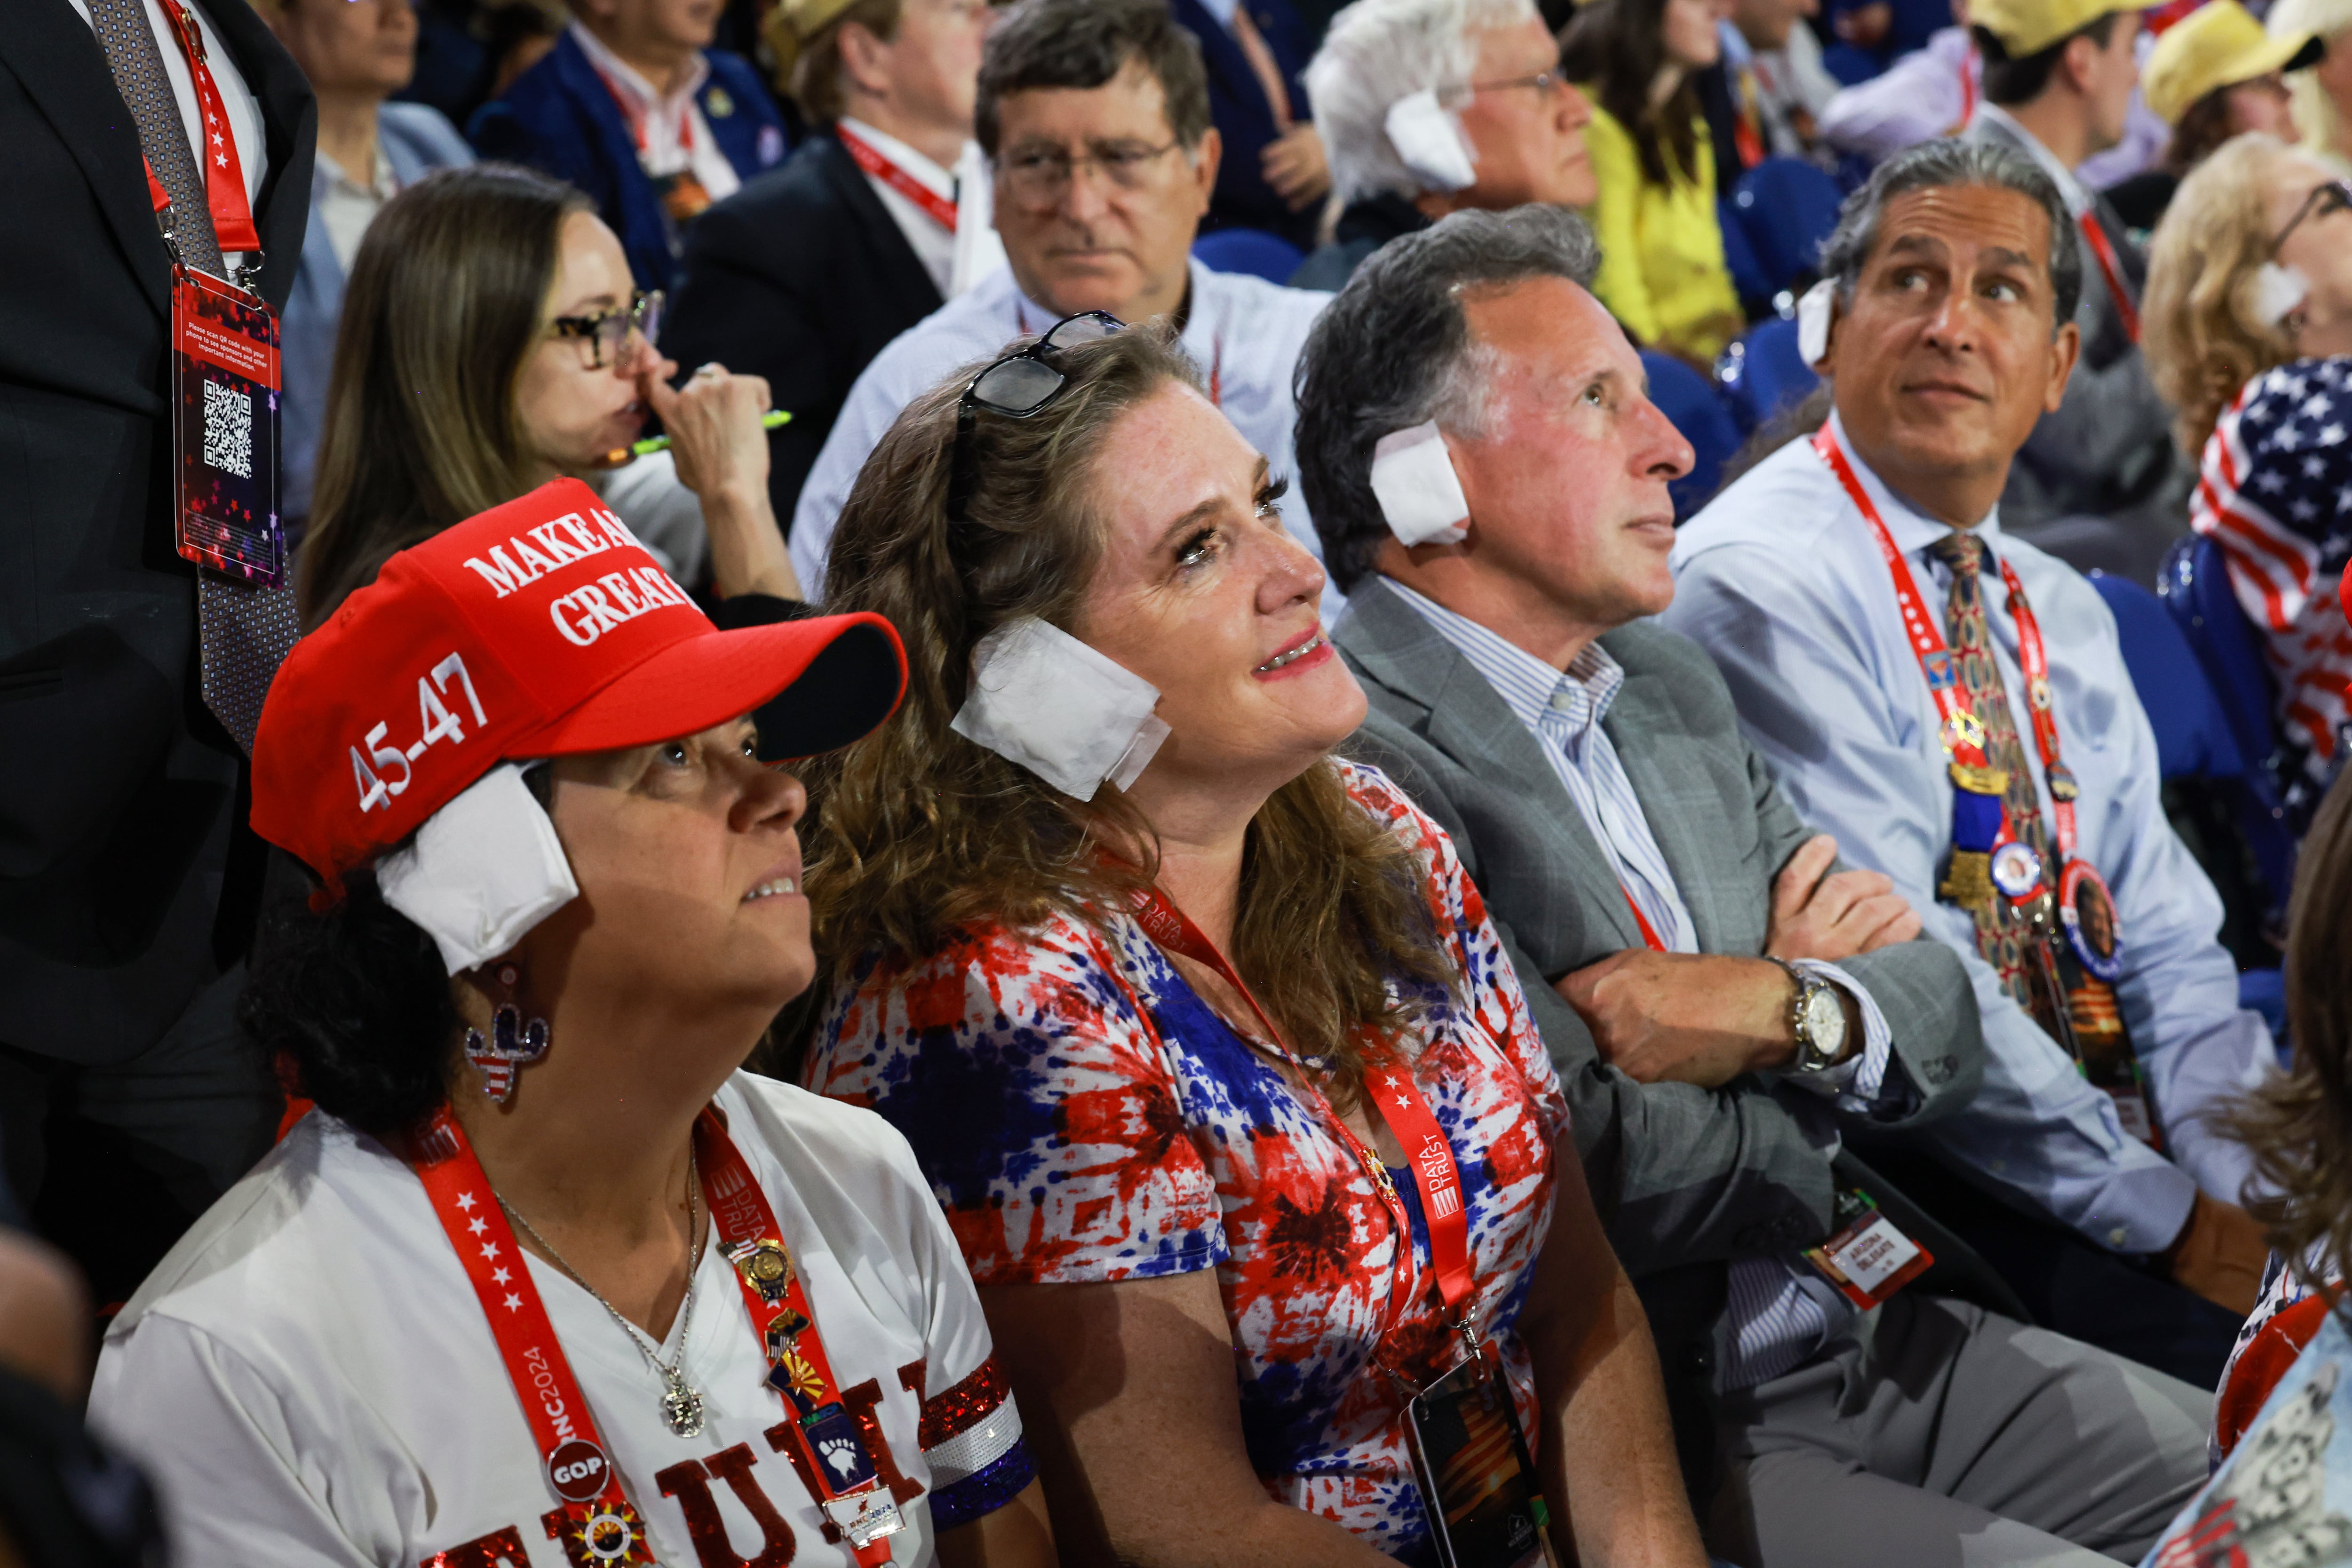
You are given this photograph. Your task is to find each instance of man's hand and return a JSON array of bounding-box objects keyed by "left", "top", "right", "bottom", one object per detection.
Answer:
[
  {"left": 1766, "top": 833, "right": 1923, "bottom": 963},
  {"left": 1557, "top": 952, "right": 1799, "bottom": 1087},
  {"left": 2164, "top": 1192, "right": 2269, "bottom": 1317},
  {"left": 1261, "top": 124, "right": 1331, "bottom": 211}
]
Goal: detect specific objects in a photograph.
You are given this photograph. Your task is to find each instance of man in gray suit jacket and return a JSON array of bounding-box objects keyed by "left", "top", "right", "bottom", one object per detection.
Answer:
[{"left": 1292, "top": 204, "right": 2209, "bottom": 1568}]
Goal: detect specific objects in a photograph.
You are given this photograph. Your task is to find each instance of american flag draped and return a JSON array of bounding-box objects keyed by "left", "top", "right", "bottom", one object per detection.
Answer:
[{"left": 2192, "top": 356, "right": 2352, "bottom": 804}]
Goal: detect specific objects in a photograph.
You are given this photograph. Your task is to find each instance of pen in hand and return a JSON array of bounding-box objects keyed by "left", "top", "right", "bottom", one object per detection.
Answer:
[{"left": 602, "top": 408, "right": 792, "bottom": 467}]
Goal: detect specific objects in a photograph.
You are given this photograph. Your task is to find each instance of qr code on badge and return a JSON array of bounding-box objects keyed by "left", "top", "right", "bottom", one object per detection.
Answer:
[{"left": 201, "top": 378, "right": 253, "bottom": 479}]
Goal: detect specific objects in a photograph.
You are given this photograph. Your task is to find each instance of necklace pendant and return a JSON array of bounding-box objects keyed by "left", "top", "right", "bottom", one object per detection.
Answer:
[{"left": 661, "top": 1369, "right": 706, "bottom": 1438}]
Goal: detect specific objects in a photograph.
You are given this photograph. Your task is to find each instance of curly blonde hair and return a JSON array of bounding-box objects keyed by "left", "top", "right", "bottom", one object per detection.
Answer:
[
  {"left": 2145, "top": 133, "right": 2303, "bottom": 457},
  {"left": 797, "top": 326, "right": 1453, "bottom": 1106}
]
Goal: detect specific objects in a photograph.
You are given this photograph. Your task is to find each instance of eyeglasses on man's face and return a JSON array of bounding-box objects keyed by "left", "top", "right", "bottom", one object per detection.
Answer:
[
  {"left": 1471, "top": 66, "right": 1570, "bottom": 98},
  {"left": 997, "top": 138, "right": 1185, "bottom": 204},
  {"left": 551, "top": 290, "right": 664, "bottom": 370}
]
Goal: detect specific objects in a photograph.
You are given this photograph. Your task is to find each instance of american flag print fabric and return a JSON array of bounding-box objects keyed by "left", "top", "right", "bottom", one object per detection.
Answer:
[
  {"left": 806, "top": 761, "right": 1572, "bottom": 1560},
  {"left": 2194, "top": 357, "right": 2352, "bottom": 799}
]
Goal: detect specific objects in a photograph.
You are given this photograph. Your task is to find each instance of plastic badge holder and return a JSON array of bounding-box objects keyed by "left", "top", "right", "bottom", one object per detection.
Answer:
[
  {"left": 1384, "top": 88, "right": 1478, "bottom": 192},
  {"left": 1802, "top": 1189, "right": 1933, "bottom": 1309},
  {"left": 171, "top": 266, "right": 286, "bottom": 586},
  {"left": 1796, "top": 278, "right": 1836, "bottom": 368},
  {"left": 1371, "top": 422, "right": 1471, "bottom": 547},
  {"left": 1400, "top": 1355, "right": 1557, "bottom": 1568},
  {"left": 950, "top": 617, "right": 1171, "bottom": 800}
]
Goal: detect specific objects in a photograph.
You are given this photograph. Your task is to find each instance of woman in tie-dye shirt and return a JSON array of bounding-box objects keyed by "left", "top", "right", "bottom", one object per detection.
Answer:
[{"left": 793, "top": 320, "right": 1702, "bottom": 1566}]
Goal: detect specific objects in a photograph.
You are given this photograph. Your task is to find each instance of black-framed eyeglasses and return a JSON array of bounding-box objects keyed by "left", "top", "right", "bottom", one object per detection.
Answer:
[
  {"left": 2272, "top": 180, "right": 2352, "bottom": 255},
  {"left": 946, "top": 311, "right": 1126, "bottom": 525},
  {"left": 551, "top": 289, "right": 664, "bottom": 369}
]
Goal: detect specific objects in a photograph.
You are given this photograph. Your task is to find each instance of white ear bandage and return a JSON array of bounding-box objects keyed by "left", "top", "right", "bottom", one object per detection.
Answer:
[
  {"left": 378, "top": 763, "right": 581, "bottom": 976},
  {"left": 1796, "top": 279, "right": 1837, "bottom": 367},
  {"left": 950, "top": 617, "right": 1171, "bottom": 801},
  {"left": 1384, "top": 89, "right": 1478, "bottom": 192},
  {"left": 2252, "top": 262, "right": 2312, "bottom": 330},
  {"left": 1370, "top": 422, "right": 1470, "bottom": 546}
]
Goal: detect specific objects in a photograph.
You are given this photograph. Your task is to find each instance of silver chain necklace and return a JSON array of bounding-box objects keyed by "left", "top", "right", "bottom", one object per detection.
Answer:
[{"left": 498, "top": 1146, "right": 709, "bottom": 1438}]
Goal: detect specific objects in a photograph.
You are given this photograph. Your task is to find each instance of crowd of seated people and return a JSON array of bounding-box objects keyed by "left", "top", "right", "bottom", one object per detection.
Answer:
[{"left": 26, "top": 0, "right": 2352, "bottom": 1560}]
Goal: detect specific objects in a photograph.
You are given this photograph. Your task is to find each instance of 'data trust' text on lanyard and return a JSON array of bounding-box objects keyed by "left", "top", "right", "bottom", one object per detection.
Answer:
[
  {"left": 147, "top": 0, "right": 287, "bottom": 590},
  {"left": 1813, "top": 425, "right": 2157, "bottom": 1146}
]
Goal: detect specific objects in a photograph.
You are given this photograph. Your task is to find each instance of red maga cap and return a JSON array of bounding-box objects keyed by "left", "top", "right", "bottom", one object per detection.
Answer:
[{"left": 252, "top": 478, "right": 905, "bottom": 892}]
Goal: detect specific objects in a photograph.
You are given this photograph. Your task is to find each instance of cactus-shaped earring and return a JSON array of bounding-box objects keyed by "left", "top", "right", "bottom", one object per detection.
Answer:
[{"left": 463, "top": 963, "right": 551, "bottom": 1106}]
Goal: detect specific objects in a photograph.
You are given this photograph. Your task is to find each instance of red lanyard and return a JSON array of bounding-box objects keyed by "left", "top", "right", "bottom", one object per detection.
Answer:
[
  {"left": 410, "top": 1107, "right": 911, "bottom": 1567},
  {"left": 836, "top": 123, "right": 958, "bottom": 233},
  {"left": 696, "top": 1108, "right": 914, "bottom": 1565},
  {"left": 1732, "top": 70, "right": 1766, "bottom": 170},
  {"left": 409, "top": 1109, "right": 657, "bottom": 1564},
  {"left": 1125, "top": 884, "right": 1477, "bottom": 1328},
  {"left": 1956, "top": 48, "right": 1978, "bottom": 130},
  {"left": 1621, "top": 888, "right": 1668, "bottom": 953},
  {"left": 590, "top": 60, "right": 696, "bottom": 156},
  {"left": 1814, "top": 425, "right": 2081, "bottom": 860},
  {"left": 2076, "top": 212, "right": 2141, "bottom": 345},
  {"left": 147, "top": 0, "right": 261, "bottom": 253}
]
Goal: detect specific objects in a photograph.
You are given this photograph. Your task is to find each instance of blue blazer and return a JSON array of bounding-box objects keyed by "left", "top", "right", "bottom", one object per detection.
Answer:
[
  {"left": 468, "top": 31, "right": 788, "bottom": 293},
  {"left": 1170, "top": 0, "right": 1317, "bottom": 249},
  {"left": 281, "top": 102, "right": 473, "bottom": 522}
]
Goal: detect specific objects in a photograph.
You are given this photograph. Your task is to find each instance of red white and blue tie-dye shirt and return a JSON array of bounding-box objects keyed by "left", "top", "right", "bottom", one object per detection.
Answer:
[{"left": 804, "top": 760, "right": 1572, "bottom": 1560}]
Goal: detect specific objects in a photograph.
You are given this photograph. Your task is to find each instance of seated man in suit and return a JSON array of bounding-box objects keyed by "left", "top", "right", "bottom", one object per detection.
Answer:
[
  {"left": 664, "top": 0, "right": 998, "bottom": 526},
  {"left": 1668, "top": 140, "right": 2276, "bottom": 1386},
  {"left": 1295, "top": 203, "right": 2208, "bottom": 1568},
  {"left": 469, "top": 0, "right": 788, "bottom": 293},
  {"left": 1171, "top": 0, "right": 1328, "bottom": 249},
  {"left": 1292, "top": 0, "right": 1595, "bottom": 291},
  {"left": 789, "top": 0, "right": 1336, "bottom": 606}
]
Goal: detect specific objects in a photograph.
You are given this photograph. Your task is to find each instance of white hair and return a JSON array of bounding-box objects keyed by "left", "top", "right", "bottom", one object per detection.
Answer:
[
  {"left": 2273, "top": 0, "right": 2352, "bottom": 170},
  {"left": 1305, "top": 0, "right": 1542, "bottom": 207}
]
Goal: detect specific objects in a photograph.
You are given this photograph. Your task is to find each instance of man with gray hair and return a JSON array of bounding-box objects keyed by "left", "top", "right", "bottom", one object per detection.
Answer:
[
  {"left": 1299, "top": 200, "right": 2207, "bottom": 1567},
  {"left": 1288, "top": 0, "right": 1595, "bottom": 290},
  {"left": 1670, "top": 139, "right": 2277, "bottom": 1393}
]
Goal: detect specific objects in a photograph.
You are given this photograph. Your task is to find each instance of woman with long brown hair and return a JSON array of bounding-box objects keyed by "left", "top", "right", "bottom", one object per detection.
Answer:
[
  {"left": 797, "top": 317, "right": 1703, "bottom": 1567},
  {"left": 1560, "top": 0, "right": 1744, "bottom": 365},
  {"left": 296, "top": 162, "right": 797, "bottom": 626}
]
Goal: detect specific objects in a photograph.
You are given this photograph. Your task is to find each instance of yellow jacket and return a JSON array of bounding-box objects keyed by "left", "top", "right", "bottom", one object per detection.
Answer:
[{"left": 1576, "top": 98, "right": 1743, "bottom": 364}]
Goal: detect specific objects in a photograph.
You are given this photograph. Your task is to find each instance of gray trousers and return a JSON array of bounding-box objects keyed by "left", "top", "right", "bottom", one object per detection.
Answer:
[{"left": 1704, "top": 1294, "right": 2211, "bottom": 1568}]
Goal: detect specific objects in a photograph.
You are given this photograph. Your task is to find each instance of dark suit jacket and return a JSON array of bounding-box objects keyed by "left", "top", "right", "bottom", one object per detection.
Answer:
[
  {"left": 469, "top": 32, "right": 788, "bottom": 293},
  {"left": 1335, "top": 582, "right": 1986, "bottom": 1268},
  {"left": 0, "top": 0, "right": 313, "bottom": 1065},
  {"left": 662, "top": 132, "right": 943, "bottom": 530},
  {"left": 1171, "top": 0, "right": 1319, "bottom": 250}
]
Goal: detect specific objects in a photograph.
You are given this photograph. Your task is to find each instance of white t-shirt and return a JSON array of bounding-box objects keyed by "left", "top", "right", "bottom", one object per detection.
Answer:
[{"left": 90, "top": 1074, "right": 1026, "bottom": 1567}]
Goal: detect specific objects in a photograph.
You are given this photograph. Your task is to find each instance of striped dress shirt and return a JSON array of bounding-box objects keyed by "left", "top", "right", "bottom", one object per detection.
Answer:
[{"left": 1385, "top": 579, "right": 1894, "bottom": 1387}]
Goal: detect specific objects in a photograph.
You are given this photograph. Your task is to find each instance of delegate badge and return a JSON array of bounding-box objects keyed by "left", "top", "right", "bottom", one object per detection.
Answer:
[
  {"left": 2058, "top": 859, "right": 2124, "bottom": 983},
  {"left": 1803, "top": 1188, "right": 1933, "bottom": 1309},
  {"left": 169, "top": 265, "right": 284, "bottom": 587},
  {"left": 822, "top": 1491, "right": 907, "bottom": 1552},
  {"left": 1989, "top": 841, "right": 2044, "bottom": 901}
]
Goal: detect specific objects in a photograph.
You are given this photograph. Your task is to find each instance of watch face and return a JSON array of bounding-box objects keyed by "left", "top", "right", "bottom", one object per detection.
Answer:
[{"left": 1803, "top": 987, "right": 1846, "bottom": 1053}]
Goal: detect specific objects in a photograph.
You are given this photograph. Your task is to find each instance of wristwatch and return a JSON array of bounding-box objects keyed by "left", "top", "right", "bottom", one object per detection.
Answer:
[{"left": 1768, "top": 956, "right": 1849, "bottom": 1074}]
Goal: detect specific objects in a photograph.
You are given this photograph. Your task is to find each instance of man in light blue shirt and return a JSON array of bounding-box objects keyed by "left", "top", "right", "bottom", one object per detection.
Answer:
[
  {"left": 1669, "top": 138, "right": 2273, "bottom": 1376},
  {"left": 1298, "top": 203, "right": 2204, "bottom": 1568}
]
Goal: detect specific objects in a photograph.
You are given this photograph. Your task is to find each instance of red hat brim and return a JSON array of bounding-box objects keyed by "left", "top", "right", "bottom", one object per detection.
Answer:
[{"left": 514, "top": 611, "right": 907, "bottom": 760}]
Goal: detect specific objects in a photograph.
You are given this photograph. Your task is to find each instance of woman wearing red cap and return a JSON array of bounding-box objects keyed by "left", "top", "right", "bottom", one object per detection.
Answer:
[
  {"left": 85, "top": 480, "right": 1054, "bottom": 1568},
  {"left": 798, "top": 319, "right": 1703, "bottom": 1566}
]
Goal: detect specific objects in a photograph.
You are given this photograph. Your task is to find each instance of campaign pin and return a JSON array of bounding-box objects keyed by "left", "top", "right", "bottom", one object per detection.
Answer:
[
  {"left": 1989, "top": 841, "right": 2044, "bottom": 901},
  {"left": 548, "top": 1439, "right": 612, "bottom": 1504}
]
